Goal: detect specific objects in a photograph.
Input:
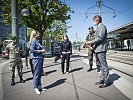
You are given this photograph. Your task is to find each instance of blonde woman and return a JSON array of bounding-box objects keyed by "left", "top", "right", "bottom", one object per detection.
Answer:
[
  {"left": 29, "top": 31, "right": 45, "bottom": 76},
  {"left": 29, "top": 31, "right": 34, "bottom": 75},
  {"left": 30, "top": 31, "right": 46, "bottom": 94}
]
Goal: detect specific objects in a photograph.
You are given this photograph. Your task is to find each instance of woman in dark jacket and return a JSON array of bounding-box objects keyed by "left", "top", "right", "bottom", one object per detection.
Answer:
[{"left": 60, "top": 34, "right": 72, "bottom": 75}]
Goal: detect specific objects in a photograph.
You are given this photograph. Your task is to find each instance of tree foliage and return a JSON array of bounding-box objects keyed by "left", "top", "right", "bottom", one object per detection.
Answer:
[
  {"left": 44, "top": 20, "right": 69, "bottom": 42},
  {"left": 1, "top": 0, "right": 73, "bottom": 43}
]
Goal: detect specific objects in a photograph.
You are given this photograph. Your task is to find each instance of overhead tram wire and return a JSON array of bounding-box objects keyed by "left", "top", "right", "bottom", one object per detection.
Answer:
[
  {"left": 78, "top": 0, "right": 117, "bottom": 39},
  {"left": 78, "top": 6, "right": 96, "bottom": 34},
  {"left": 106, "top": 3, "right": 133, "bottom": 24},
  {"left": 81, "top": 0, "right": 117, "bottom": 20}
]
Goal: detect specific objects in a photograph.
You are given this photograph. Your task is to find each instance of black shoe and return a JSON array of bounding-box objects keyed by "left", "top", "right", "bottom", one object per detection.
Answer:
[
  {"left": 87, "top": 68, "right": 92, "bottom": 72},
  {"left": 97, "top": 68, "right": 100, "bottom": 72},
  {"left": 99, "top": 82, "right": 110, "bottom": 88},
  {"left": 11, "top": 79, "right": 15, "bottom": 86},
  {"left": 95, "top": 80, "right": 104, "bottom": 85},
  {"left": 20, "top": 78, "right": 25, "bottom": 83}
]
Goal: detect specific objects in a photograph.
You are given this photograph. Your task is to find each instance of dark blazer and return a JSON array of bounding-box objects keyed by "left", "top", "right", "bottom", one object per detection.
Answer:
[
  {"left": 91, "top": 23, "right": 108, "bottom": 53},
  {"left": 60, "top": 40, "right": 72, "bottom": 55}
]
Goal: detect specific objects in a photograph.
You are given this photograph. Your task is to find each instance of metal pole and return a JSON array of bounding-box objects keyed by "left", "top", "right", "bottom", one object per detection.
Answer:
[
  {"left": 49, "top": 35, "right": 52, "bottom": 57},
  {"left": 76, "top": 32, "right": 78, "bottom": 50},
  {"left": 97, "top": 0, "right": 102, "bottom": 16},
  {"left": 76, "top": 32, "right": 78, "bottom": 43},
  {"left": 11, "top": 0, "right": 18, "bottom": 42},
  {"left": 24, "top": 17, "right": 28, "bottom": 68}
]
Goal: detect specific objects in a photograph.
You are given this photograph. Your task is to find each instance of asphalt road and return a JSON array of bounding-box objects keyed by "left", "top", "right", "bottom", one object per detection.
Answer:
[
  {"left": 0, "top": 58, "right": 8, "bottom": 65},
  {"left": 1, "top": 55, "right": 129, "bottom": 100},
  {"left": 79, "top": 49, "right": 133, "bottom": 65}
]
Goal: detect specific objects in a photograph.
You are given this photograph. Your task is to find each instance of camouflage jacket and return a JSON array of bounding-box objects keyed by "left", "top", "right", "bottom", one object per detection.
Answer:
[
  {"left": 86, "top": 33, "right": 95, "bottom": 50},
  {"left": 86, "top": 33, "right": 95, "bottom": 42},
  {"left": 6, "top": 43, "right": 20, "bottom": 59}
]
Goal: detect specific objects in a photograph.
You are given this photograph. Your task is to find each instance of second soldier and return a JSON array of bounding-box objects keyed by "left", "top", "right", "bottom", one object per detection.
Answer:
[
  {"left": 6, "top": 36, "right": 25, "bottom": 86},
  {"left": 86, "top": 26, "right": 95, "bottom": 71}
]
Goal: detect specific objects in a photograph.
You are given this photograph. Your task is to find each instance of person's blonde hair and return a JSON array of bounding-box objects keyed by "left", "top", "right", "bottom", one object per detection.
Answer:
[{"left": 30, "top": 30, "right": 38, "bottom": 43}]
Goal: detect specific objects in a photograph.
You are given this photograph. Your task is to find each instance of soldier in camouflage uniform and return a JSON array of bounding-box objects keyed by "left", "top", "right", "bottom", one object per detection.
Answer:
[
  {"left": 6, "top": 37, "right": 25, "bottom": 86},
  {"left": 86, "top": 26, "right": 100, "bottom": 72}
]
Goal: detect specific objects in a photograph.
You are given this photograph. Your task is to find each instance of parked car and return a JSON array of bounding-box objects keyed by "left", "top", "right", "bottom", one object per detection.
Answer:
[
  {"left": 2, "top": 40, "right": 12, "bottom": 59},
  {"left": 2, "top": 47, "right": 26, "bottom": 59},
  {"left": 2, "top": 50, "right": 9, "bottom": 58},
  {"left": 2, "top": 40, "right": 25, "bottom": 58}
]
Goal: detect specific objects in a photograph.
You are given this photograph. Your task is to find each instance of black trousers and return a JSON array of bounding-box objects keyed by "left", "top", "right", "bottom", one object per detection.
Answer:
[
  {"left": 29, "top": 59, "right": 34, "bottom": 75},
  {"left": 61, "top": 53, "right": 70, "bottom": 73}
]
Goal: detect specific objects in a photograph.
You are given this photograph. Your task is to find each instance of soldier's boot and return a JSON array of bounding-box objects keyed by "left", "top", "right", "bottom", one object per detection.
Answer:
[
  {"left": 97, "top": 66, "right": 100, "bottom": 72},
  {"left": 11, "top": 79, "right": 15, "bottom": 86},
  {"left": 20, "top": 77, "right": 25, "bottom": 83},
  {"left": 87, "top": 65, "right": 92, "bottom": 72}
]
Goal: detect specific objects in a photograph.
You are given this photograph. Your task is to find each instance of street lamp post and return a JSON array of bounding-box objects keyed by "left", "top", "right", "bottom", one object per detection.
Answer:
[
  {"left": 49, "top": 34, "right": 52, "bottom": 57},
  {"left": 21, "top": 8, "right": 29, "bottom": 69},
  {"left": 11, "top": 0, "right": 18, "bottom": 42}
]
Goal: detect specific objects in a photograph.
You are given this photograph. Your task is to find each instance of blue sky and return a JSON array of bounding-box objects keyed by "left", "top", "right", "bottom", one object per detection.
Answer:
[{"left": 64, "top": 0, "right": 133, "bottom": 42}]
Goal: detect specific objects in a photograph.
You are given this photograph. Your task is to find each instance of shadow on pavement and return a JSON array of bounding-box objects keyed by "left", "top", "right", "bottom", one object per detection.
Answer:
[
  {"left": 0, "top": 71, "right": 10, "bottom": 75},
  {"left": 15, "top": 77, "right": 33, "bottom": 84},
  {"left": 22, "top": 55, "right": 83, "bottom": 75},
  {"left": 44, "top": 58, "right": 81, "bottom": 69},
  {"left": 92, "top": 68, "right": 97, "bottom": 70},
  {"left": 70, "top": 67, "right": 84, "bottom": 73},
  {"left": 109, "top": 73, "right": 121, "bottom": 85},
  {"left": 24, "top": 77, "right": 33, "bottom": 82},
  {"left": 45, "top": 70, "right": 57, "bottom": 75},
  {"left": 23, "top": 70, "right": 31, "bottom": 74},
  {"left": 46, "top": 78, "right": 67, "bottom": 89}
]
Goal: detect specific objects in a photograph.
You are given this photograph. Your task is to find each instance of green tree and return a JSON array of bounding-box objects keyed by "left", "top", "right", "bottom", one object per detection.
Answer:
[
  {"left": 2, "top": 0, "right": 73, "bottom": 44},
  {"left": 5, "top": 33, "right": 12, "bottom": 40},
  {"left": 43, "top": 20, "right": 69, "bottom": 42}
]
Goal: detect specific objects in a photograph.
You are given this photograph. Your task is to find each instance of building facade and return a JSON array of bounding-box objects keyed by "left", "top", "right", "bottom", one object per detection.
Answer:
[
  {"left": 0, "top": 0, "right": 11, "bottom": 53},
  {"left": 107, "top": 22, "right": 133, "bottom": 50},
  {"left": 0, "top": 0, "right": 11, "bottom": 40}
]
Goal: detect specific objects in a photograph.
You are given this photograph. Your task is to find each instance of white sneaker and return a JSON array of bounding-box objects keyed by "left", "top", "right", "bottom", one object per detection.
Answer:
[
  {"left": 66, "top": 72, "right": 69, "bottom": 75},
  {"left": 34, "top": 88, "right": 41, "bottom": 95},
  {"left": 38, "top": 86, "right": 47, "bottom": 91},
  {"left": 42, "top": 88, "right": 47, "bottom": 91}
]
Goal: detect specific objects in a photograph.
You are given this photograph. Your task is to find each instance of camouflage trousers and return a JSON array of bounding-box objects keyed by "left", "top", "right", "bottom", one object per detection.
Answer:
[
  {"left": 9, "top": 59, "right": 23, "bottom": 79},
  {"left": 88, "top": 50, "right": 101, "bottom": 71},
  {"left": 88, "top": 50, "right": 94, "bottom": 67}
]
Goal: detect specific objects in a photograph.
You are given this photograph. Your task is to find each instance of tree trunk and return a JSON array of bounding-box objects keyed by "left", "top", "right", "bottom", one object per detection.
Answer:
[{"left": 38, "top": 30, "right": 44, "bottom": 45}]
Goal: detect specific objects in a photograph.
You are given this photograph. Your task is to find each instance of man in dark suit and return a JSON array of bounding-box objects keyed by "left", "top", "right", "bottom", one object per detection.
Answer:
[{"left": 87, "top": 15, "right": 110, "bottom": 88}]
